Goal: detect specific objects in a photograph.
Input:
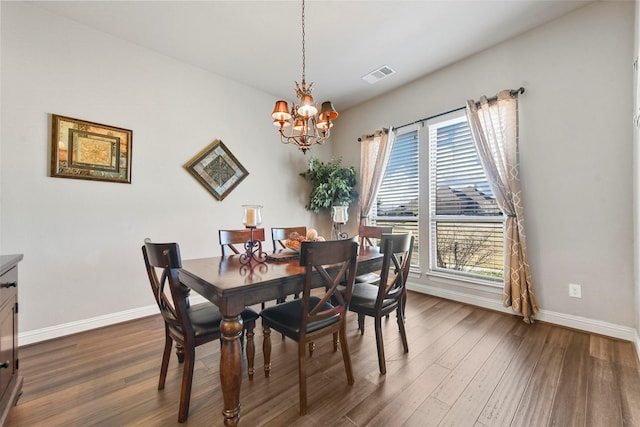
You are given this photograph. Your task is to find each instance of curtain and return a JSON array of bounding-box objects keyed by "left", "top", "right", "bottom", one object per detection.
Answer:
[
  {"left": 358, "top": 128, "right": 395, "bottom": 227},
  {"left": 466, "top": 90, "right": 538, "bottom": 323}
]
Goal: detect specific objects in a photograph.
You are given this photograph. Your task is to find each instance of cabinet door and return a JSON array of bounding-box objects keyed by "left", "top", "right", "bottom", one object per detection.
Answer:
[{"left": 0, "top": 297, "right": 15, "bottom": 403}]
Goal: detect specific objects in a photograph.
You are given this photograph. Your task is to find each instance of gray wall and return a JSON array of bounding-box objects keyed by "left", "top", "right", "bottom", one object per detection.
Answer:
[
  {"left": 333, "top": 1, "right": 637, "bottom": 336},
  {"left": 0, "top": 2, "right": 329, "bottom": 342}
]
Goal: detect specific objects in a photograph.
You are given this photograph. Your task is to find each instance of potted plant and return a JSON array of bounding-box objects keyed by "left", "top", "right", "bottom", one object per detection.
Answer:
[{"left": 300, "top": 157, "right": 357, "bottom": 238}]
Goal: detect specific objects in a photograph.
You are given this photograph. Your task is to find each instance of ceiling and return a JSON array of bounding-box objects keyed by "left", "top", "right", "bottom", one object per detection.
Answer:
[{"left": 31, "top": 0, "right": 594, "bottom": 111}]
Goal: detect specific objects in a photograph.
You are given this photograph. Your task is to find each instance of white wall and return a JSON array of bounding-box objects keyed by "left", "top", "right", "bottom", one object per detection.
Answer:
[
  {"left": 334, "top": 1, "right": 637, "bottom": 333},
  {"left": 0, "top": 2, "right": 334, "bottom": 341}
]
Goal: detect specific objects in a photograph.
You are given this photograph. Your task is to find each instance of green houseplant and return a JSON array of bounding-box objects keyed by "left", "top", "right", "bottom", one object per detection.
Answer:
[{"left": 300, "top": 157, "right": 357, "bottom": 214}]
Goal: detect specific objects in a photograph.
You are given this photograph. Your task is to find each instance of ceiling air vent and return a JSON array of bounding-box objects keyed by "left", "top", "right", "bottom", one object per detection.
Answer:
[{"left": 361, "top": 65, "right": 395, "bottom": 84}]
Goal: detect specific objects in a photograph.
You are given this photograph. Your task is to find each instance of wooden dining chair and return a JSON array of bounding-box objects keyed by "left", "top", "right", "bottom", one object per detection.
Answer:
[
  {"left": 260, "top": 239, "right": 359, "bottom": 415},
  {"left": 218, "top": 228, "right": 266, "bottom": 256},
  {"left": 271, "top": 226, "right": 307, "bottom": 302},
  {"left": 359, "top": 225, "right": 393, "bottom": 248},
  {"left": 218, "top": 227, "right": 281, "bottom": 310},
  {"left": 271, "top": 226, "right": 307, "bottom": 253},
  {"left": 141, "top": 239, "right": 258, "bottom": 423},
  {"left": 348, "top": 232, "right": 413, "bottom": 375},
  {"left": 355, "top": 225, "right": 393, "bottom": 283}
]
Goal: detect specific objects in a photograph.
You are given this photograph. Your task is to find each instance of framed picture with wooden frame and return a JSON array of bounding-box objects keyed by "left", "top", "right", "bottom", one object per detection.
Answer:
[
  {"left": 184, "top": 139, "right": 249, "bottom": 201},
  {"left": 50, "top": 114, "right": 132, "bottom": 183}
]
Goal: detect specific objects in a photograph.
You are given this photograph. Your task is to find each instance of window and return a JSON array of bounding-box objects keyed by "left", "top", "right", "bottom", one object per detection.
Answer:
[
  {"left": 373, "top": 110, "right": 504, "bottom": 284},
  {"left": 373, "top": 126, "right": 420, "bottom": 267},
  {"left": 428, "top": 110, "right": 504, "bottom": 282}
]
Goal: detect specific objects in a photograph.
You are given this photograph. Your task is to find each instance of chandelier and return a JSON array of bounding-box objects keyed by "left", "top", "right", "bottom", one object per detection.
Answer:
[{"left": 271, "top": 0, "right": 338, "bottom": 154}]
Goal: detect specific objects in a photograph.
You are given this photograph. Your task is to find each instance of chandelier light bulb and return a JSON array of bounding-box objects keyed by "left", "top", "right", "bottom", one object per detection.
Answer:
[
  {"left": 272, "top": 100, "right": 292, "bottom": 122},
  {"left": 297, "top": 94, "right": 317, "bottom": 118}
]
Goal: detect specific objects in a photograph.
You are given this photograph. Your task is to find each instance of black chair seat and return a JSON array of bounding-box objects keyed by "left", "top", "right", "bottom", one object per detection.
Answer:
[
  {"left": 186, "top": 304, "right": 259, "bottom": 339},
  {"left": 350, "top": 283, "right": 398, "bottom": 314},
  {"left": 261, "top": 297, "right": 339, "bottom": 340}
]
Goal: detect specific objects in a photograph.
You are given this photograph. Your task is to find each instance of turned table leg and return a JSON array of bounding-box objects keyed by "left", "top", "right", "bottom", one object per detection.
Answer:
[{"left": 219, "top": 315, "right": 243, "bottom": 427}]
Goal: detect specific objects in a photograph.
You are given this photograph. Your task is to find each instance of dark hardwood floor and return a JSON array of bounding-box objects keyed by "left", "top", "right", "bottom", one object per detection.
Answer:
[{"left": 8, "top": 291, "right": 640, "bottom": 426}]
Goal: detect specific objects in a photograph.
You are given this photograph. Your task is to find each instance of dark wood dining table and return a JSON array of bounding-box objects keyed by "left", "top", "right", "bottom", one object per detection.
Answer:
[{"left": 179, "top": 247, "right": 383, "bottom": 426}]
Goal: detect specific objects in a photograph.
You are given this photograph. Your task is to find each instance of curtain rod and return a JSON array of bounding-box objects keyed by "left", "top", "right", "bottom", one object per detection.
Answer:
[
  {"left": 357, "top": 128, "right": 389, "bottom": 142},
  {"left": 392, "top": 86, "right": 525, "bottom": 131}
]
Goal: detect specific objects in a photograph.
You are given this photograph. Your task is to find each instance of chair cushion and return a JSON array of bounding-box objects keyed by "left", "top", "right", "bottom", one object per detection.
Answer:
[
  {"left": 260, "top": 297, "right": 340, "bottom": 340},
  {"left": 349, "top": 282, "right": 397, "bottom": 313},
  {"left": 187, "top": 303, "right": 223, "bottom": 339},
  {"left": 187, "top": 304, "right": 259, "bottom": 339},
  {"left": 241, "top": 307, "right": 260, "bottom": 323}
]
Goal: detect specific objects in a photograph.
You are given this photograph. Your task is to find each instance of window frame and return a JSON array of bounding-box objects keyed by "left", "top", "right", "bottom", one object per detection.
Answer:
[{"left": 426, "top": 109, "right": 505, "bottom": 286}]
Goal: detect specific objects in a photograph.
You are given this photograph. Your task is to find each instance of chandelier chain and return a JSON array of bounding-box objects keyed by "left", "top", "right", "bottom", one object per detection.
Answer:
[{"left": 301, "top": 0, "right": 306, "bottom": 83}]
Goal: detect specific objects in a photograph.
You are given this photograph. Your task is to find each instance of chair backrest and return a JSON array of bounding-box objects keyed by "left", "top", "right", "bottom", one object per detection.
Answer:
[
  {"left": 298, "top": 239, "right": 359, "bottom": 337},
  {"left": 141, "top": 239, "right": 192, "bottom": 339},
  {"left": 271, "top": 226, "right": 307, "bottom": 252},
  {"left": 218, "top": 228, "right": 266, "bottom": 256},
  {"left": 377, "top": 233, "right": 414, "bottom": 306},
  {"left": 359, "top": 225, "right": 393, "bottom": 249}
]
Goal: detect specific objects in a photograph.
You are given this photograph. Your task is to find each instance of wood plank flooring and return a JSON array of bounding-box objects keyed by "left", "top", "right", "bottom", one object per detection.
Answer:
[{"left": 8, "top": 292, "right": 640, "bottom": 426}]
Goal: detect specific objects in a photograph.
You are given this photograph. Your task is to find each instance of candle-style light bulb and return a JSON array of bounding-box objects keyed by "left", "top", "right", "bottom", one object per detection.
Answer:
[{"left": 242, "top": 205, "right": 263, "bottom": 227}]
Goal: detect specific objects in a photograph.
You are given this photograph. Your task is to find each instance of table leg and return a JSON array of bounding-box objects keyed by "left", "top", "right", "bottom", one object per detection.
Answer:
[{"left": 220, "top": 314, "right": 243, "bottom": 427}]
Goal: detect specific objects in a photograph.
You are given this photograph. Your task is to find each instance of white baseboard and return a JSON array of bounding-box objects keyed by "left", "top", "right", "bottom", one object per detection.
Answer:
[
  {"left": 18, "top": 295, "right": 212, "bottom": 346},
  {"left": 19, "top": 305, "right": 159, "bottom": 346},
  {"left": 407, "top": 282, "right": 639, "bottom": 343}
]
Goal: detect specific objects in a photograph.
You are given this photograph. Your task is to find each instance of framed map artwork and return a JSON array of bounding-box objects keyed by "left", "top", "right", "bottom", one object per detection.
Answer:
[
  {"left": 184, "top": 139, "right": 248, "bottom": 201},
  {"left": 50, "top": 114, "right": 132, "bottom": 183}
]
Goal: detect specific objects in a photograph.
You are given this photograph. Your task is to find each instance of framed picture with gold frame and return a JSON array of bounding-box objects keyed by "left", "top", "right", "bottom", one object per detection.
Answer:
[
  {"left": 184, "top": 139, "right": 248, "bottom": 201},
  {"left": 50, "top": 114, "right": 132, "bottom": 183}
]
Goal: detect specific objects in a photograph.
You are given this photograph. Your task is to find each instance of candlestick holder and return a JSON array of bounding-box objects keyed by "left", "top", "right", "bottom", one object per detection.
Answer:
[
  {"left": 240, "top": 226, "right": 267, "bottom": 265},
  {"left": 240, "top": 205, "right": 266, "bottom": 265}
]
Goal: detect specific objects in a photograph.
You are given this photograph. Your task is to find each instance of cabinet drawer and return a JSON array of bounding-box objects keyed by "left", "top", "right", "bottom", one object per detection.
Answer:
[{"left": 0, "top": 267, "right": 17, "bottom": 305}]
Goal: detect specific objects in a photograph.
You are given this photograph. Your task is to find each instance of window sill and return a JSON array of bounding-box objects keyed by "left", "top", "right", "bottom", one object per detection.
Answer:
[{"left": 410, "top": 268, "right": 504, "bottom": 294}]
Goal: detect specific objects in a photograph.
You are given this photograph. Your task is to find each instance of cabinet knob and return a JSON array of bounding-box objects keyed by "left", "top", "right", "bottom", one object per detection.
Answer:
[
  {"left": 0, "top": 361, "right": 9, "bottom": 369},
  {"left": 1, "top": 282, "right": 17, "bottom": 288}
]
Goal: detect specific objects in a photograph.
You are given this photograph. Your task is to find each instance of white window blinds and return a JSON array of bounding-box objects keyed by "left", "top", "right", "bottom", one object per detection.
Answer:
[
  {"left": 376, "top": 129, "right": 419, "bottom": 218},
  {"left": 428, "top": 111, "right": 504, "bottom": 282},
  {"left": 374, "top": 127, "right": 419, "bottom": 267}
]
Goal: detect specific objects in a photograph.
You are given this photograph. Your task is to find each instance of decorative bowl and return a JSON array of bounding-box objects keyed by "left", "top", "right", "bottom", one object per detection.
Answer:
[{"left": 284, "top": 239, "right": 302, "bottom": 253}]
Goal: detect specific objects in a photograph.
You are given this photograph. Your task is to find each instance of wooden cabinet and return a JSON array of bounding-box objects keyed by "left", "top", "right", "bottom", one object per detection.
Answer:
[{"left": 0, "top": 255, "right": 22, "bottom": 426}]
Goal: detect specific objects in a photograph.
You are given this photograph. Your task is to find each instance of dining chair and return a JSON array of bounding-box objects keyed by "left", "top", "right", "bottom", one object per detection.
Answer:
[
  {"left": 355, "top": 225, "right": 393, "bottom": 283},
  {"left": 219, "top": 228, "right": 266, "bottom": 256},
  {"left": 348, "top": 232, "right": 413, "bottom": 375},
  {"left": 260, "top": 239, "right": 359, "bottom": 415},
  {"left": 271, "top": 226, "right": 307, "bottom": 253},
  {"left": 219, "top": 227, "right": 282, "bottom": 310},
  {"left": 142, "top": 239, "right": 258, "bottom": 423},
  {"left": 271, "top": 226, "right": 307, "bottom": 302}
]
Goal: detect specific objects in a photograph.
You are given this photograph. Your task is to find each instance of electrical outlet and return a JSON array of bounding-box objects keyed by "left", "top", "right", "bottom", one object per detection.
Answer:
[{"left": 569, "top": 283, "right": 582, "bottom": 298}]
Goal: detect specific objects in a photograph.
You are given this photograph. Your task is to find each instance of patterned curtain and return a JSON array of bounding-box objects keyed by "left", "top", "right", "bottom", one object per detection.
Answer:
[
  {"left": 359, "top": 129, "right": 395, "bottom": 227},
  {"left": 466, "top": 91, "right": 538, "bottom": 323}
]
